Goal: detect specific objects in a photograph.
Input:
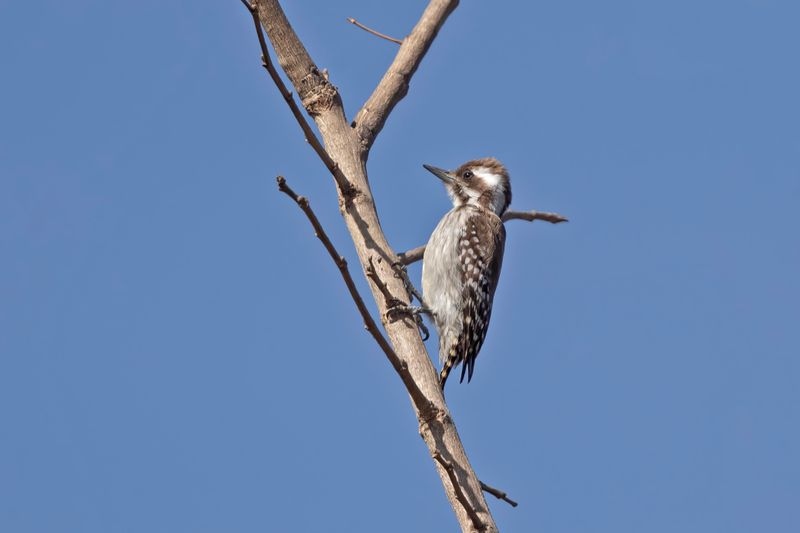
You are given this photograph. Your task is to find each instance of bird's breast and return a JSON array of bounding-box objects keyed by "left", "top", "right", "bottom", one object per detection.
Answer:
[{"left": 422, "top": 209, "right": 471, "bottom": 341}]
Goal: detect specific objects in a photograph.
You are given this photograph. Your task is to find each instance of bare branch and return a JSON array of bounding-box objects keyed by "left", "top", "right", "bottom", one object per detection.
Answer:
[
  {"left": 248, "top": 2, "right": 499, "bottom": 530},
  {"left": 397, "top": 245, "right": 426, "bottom": 266},
  {"left": 276, "top": 176, "right": 430, "bottom": 409},
  {"left": 240, "top": 0, "right": 353, "bottom": 196},
  {"left": 503, "top": 209, "right": 569, "bottom": 224},
  {"left": 434, "top": 453, "right": 485, "bottom": 532},
  {"left": 353, "top": 0, "right": 459, "bottom": 151},
  {"left": 398, "top": 207, "right": 569, "bottom": 265},
  {"left": 347, "top": 17, "right": 403, "bottom": 45},
  {"left": 480, "top": 480, "right": 519, "bottom": 508}
]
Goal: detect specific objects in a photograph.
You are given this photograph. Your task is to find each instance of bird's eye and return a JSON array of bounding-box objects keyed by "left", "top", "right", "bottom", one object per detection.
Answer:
[{"left": 463, "top": 170, "right": 473, "bottom": 180}]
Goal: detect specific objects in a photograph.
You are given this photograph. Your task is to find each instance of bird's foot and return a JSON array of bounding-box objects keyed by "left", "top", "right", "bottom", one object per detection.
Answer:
[
  {"left": 385, "top": 303, "right": 432, "bottom": 341},
  {"left": 386, "top": 304, "right": 432, "bottom": 319}
]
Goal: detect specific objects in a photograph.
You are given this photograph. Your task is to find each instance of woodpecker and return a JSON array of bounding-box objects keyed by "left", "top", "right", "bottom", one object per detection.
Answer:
[{"left": 421, "top": 157, "right": 511, "bottom": 389}]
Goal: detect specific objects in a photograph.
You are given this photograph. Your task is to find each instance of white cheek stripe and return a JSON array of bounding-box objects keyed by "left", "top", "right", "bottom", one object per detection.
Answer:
[
  {"left": 473, "top": 168, "right": 502, "bottom": 188},
  {"left": 473, "top": 167, "right": 508, "bottom": 214}
]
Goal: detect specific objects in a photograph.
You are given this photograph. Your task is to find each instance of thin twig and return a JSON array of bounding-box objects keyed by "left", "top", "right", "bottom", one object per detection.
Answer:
[
  {"left": 433, "top": 453, "right": 485, "bottom": 531},
  {"left": 240, "top": 0, "right": 353, "bottom": 197},
  {"left": 480, "top": 480, "right": 519, "bottom": 508},
  {"left": 397, "top": 208, "right": 569, "bottom": 265},
  {"left": 276, "top": 176, "right": 429, "bottom": 408},
  {"left": 347, "top": 17, "right": 403, "bottom": 45}
]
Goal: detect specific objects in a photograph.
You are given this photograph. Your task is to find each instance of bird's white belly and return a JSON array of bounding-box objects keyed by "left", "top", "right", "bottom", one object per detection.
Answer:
[{"left": 422, "top": 209, "right": 469, "bottom": 361}]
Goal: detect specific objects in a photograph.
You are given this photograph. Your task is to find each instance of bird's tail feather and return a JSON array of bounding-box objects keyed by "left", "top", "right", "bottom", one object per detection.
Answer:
[{"left": 439, "top": 343, "right": 460, "bottom": 390}]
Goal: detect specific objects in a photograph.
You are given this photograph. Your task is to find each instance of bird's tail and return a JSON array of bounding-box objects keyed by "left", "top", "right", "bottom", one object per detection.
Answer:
[{"left": 438, "top": 342, "right": 459, "bottom": 390}]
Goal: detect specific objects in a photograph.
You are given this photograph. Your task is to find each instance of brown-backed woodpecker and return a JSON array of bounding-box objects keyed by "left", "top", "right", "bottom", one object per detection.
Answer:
[{"left": 421, "top": 157, "right": 511, "bottom": 389}]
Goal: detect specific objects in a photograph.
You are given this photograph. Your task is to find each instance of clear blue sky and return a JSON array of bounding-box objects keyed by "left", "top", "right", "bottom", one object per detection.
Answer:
[{"left": 2, "top": 1, "right": 798, "bottom": 531}]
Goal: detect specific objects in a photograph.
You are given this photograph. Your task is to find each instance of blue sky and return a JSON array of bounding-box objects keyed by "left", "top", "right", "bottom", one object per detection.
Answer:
[{"left": 1, "top": 1, "right": 798, "bottom": 531}]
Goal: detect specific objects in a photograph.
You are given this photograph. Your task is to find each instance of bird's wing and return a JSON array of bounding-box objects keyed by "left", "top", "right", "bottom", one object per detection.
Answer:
[{"left": 455, "top": 212, "right": 506, "bottom": 383}]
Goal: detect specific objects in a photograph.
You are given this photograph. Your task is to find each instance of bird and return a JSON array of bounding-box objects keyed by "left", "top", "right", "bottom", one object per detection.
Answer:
[{"left": 421, "top": 157, "right": 511, "bottom": 389}]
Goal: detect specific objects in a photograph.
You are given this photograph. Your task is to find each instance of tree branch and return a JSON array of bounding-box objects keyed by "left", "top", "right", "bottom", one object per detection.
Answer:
[
  {"left": 246, "top": 1, "right": 499, "bottom": 530},
  {"left": 240, "top": 0, "right": 353, "bottom": 197},
  {"left": 353, "top": 0, "right": 459, "bottom": 151},
  {"left": 396, "top": 245, "right": 426, "bottom": 267},
  {"left": 398, "top": 208, "right": 569, "bottom": 265},
  {"left": 347, "top": 17, "right": 403, "bottom": 45},
  {"left": 276, "top": 176, "right": 429, "bottom": 409},
  {"left": 503, "top": 209, "right": 569, "bottom": 224}
]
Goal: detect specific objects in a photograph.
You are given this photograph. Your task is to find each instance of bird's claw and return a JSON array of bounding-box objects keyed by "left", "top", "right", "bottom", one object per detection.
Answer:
[{"left": 385, "top": 303, "right": 430, "bottom": 341}]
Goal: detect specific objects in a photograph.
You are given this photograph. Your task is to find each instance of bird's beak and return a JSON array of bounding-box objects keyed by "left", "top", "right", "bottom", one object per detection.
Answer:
[{"left": 423, "top": 164, "right": 455, "bottom": 184}]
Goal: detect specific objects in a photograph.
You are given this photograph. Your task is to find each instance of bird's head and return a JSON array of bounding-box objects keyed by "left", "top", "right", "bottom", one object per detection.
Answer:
[{"left": 423, "top": 157, "right": 512, "bottom": 216}]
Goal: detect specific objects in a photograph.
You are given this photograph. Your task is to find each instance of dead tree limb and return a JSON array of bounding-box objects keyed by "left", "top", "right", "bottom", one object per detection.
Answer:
[
  {"left": 503, "top": 209, "right": 569, "bottom": 224},
  {"left": 242, "top": 1, "right": 518, "bottom": 530}
]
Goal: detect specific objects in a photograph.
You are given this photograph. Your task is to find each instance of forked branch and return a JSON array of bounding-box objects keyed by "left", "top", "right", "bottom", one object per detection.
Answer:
[
  {"left": 353, "top": 0, "right": 460, "bottom": 150},
  {"left": 240, "top": 0, "right": 353, "bottom": 196}
]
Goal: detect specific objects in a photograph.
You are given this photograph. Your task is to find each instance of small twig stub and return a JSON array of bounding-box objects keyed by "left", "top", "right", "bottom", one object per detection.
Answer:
[{"left": 480, "top": 480, "right": 519, "bottom": 508}]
